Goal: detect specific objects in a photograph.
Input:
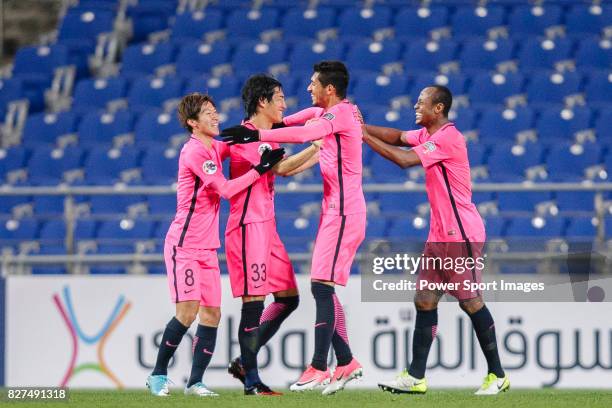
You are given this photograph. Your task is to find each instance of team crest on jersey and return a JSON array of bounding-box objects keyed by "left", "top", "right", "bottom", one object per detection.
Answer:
[
  {"left": 258, "top": 143, "right": 272, "bottom": 155},
  {"left": 203, "top": 160, "right": 217, "bottom": 174},
  {"left": 322, "top": 112, "right": 335, "bottom": 121},
  {"left": 423, "top": 141, "right": 436, "bottom": 154}
]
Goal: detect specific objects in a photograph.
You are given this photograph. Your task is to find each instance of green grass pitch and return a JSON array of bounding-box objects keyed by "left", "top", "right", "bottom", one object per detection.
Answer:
[{"left": 4, "top": 389, "right": 612, "bottom": 408}]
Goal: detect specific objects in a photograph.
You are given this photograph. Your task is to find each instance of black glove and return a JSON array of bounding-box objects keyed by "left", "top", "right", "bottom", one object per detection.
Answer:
[
  {"left": 254, "top": 147, "right": 285, "bottom": 175},
  {"left": 221, "top": 125, "right": 260, "bottom": 145},
  {"left": 271, "top": 121, "right": 286, "bottom": 129}
]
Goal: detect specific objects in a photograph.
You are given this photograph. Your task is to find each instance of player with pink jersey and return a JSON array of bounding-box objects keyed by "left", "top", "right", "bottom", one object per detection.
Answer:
[
  {"left": 147, "top": 93, "right": 284, "bottom": 398},
  {"left": 224, "top": 74, "right": 321, "bottom": 395},
  {"left": 221, "top": 62, "right": 365, "bottom": 395},
  {"left": 362, "top": 86, "right": 509, "bottom": 396}
]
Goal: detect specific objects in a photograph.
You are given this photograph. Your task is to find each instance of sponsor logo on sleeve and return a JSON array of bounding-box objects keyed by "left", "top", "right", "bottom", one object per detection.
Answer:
[
  {"left": 258, "top": 143, "right": 272, "bottom": 156},
  {"left": 203, "top": 160, "right": 217, "bottom": 174},
  {"left": 422, "top": 141, "right": 436, "bottom": 154},
  {"left": 322, "top": 112, "right": 335, "bottom": 121}
]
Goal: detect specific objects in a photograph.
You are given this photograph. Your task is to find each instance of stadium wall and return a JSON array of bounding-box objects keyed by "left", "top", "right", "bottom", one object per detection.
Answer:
[{"left": 5, "top": 276, "right": 612, "bottom": 389}]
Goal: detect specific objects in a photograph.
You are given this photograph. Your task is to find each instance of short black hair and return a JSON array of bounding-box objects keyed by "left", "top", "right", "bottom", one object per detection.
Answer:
[
  {"left": 313, "top": 60, "right": 349, "bottom": 99},
  {"left": 241, "top": 74, "right": 283, "bottom": 119},
  {"left": 430, "top": 85, "right": 452, "bottom": 117}
]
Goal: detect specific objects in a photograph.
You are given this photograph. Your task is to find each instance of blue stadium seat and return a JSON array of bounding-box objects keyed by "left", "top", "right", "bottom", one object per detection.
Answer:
[
  {"left": 83, "top": 146, "right": 140, "bottom": 185},
  {"left": 147, "top": 195, "right": 176, "bottom": 215},
  {"left": 170, "top": 9, "right": 224, "bottom": 42},
  {"left": 450, "top": 5, "right": 506, "bottom": 40},
  {"left": 58, "top": 8, "right": 114, "bottom": 42},
  {"left": 276, "top": 215, "right": 317, "bottom": 252},
  {"left": 468, "top": 72, "right": 524, "bottom": 107},
  {"left": 505, "top": 216, "right": 565, "bottom": 238},
  {"left": 369, "top": 154, "right": 408, "bottom": 182},
  {"left": 507, "top": 4, "right": 562, "bottom": 39},
  {"left": 0, "top": 78, "right": 24, "bottom": 117},
  {"left": 526, "top": 71, "right": 582, "bottom": 108},
  {"left": 225, "top": 8, "right": 280, "bottom": 40},
  {"left": 402, "top": 39, "right": 458, "bottom": 73},
  {"left": 565, "top": 4, "right": 612, "bottom": 37},
  {"left": 366, "top": 107, "right": 417, "bottom": 133},
  {"left": 386, "top": 217, "right": 428, "bottom": 240},
  {"left": 126, "top": 1, "right": 176, "bottom": 43},
  {"left": 0, "top": 146, "right": 28, "bottom": 181},
  {"left": 478, "top": 107, "right": 535, "bottom": 143},
  {"left": 27, "top": 146, "right": 84, "bottom": 185},
  {"left": 184, "top": 75, "right": 241, "bottom": 104},
  {"left": 22, "top": 111, "right": 78, "bottom": 147},
  {"left": 366, "top": 216, "right": 387, "bottom": 238},
  {"left": 75, "top": 218, "right": 98, "bottom": 240},
  {"left": 459, "top": 38, "right": 515, "bottom": 75},
  {"left": 546, "top": 143, "right": 602, "bottom": 181},
  {"left": 536, "top": 106, "right": 592, "bottom": 142},
  {"left": 352, "top": 73, "right": 409, "bottom": 105},
  {"left": 127, "top": 76, "right": 183, "bottom": 113},
  {"left": 575, "top": 37, "right": 612, "bottom": 71},
  {"left": 89, "top": 195, "right": 144, "bottom": 214},
  {"left": 0, "top": 196, "right": 30, "bottom": 214},
  {"left": 134, "top": 109, "right": 185, "bottom": 146},
  {"left": 289, "top": 40, "right": 344, "bottom": 74},
  {"left": 77, "top": 110, "right": 134, "bottom": 147},
  {"left": 337, "top": 6, "right": 393, "bottom": 41},
  {"left": 39, "top": 219, "right": 66, "bottom": 241},
  {"left": 517, "top": 37, "right": 573, "bottom": 73},
  {"left": 566, "top": 216, "right": 598, "bottom": 239},
  {"left": 584, "top": 70, "right": 612, "bottom": 107},
  {"left": 497, "top": 191, "right": 552, "bottom": 212},
  {"left": 13, "top": 44, "right": 68, "bottom": 87},
  {"left": 466, "top": 142, "right": 487, "bottom": 166},
  {"left": 0, "top": 217, "right": 39, "bottom": 242},
  {"left": 555, "top": 191, "right": 595, "bottom": 212},
  {"left": 32, "top": 196, "right": 65, "bottom": 216},
  {"left": 281, "top": 7, "right": 337, "bottom": 41},
  {"left": 483, "top": 216, "right": 507, "bottom": 238},
  {"left": 97, "top": 218, "right": 156, "bottom": 239},
  {"left": 72, "top": 77, "right": 127, "bottom": 113},
  {"left": 410, "top": 72, "right": 468, "bottom": 103},
  {"left": 379, "top": 192, "right": 428, "bottom": 213},
  {"left": 487, "top": 143, "right": 544, "bottom": 181},
  {"left": 121, "top": 42, "right": 175, "bottom": 78},
  {"left": 394, "top": 6, "right": 449, "bottom": 41},
  {"left": 449, "top": 107, "right": 477, "bottom": 132},
  {"left": 345, "top": 40, "right": 402, "bottom": 73},
  {"left": 175, "top": 41, "right": 231, "bottom": 77},
  {"left": 595, "top": 108, "right": 612, "bottom": 141},
  {"left": 274, "top": 193, "right": 321, "bottom": 213},
  {"left": 141, "top": 145, "right": 179, "bottom": 184},
  {"left": 231, "top": 41, "right": 287, "bottom": 76}
]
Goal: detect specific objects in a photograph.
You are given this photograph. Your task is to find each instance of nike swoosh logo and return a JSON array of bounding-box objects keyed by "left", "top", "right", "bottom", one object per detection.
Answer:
[
  {"left": 497, "top": 381, "right": 505, "bottom": 390},
  {"left": 253, "top": 284, "right": 263, "bottom": 288},
  {"left": 203, "top": 348, "right": 213, "bottom": 355},
  {"left": 314, "top": 322, "right": 327, "bottom": 328},
  {"left": 244, "top": 326, "right": 259, "bottom": 332},
  {"left": 165, "top": 341, "right": 178, "bottom": 347},
  {"left": 296, "top": 379, "right": 316, "bottom": 386},
  {"left": 335, "top": 373, "right": 344, "bottom": 381},
  {"left": 184, "top": 289, "right": 194, "bottom": 294},
  {"left": 263, "top": 163, "right": 270, "bottom": 168}
]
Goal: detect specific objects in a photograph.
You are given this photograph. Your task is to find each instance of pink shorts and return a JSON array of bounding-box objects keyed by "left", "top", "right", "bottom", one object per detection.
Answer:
[
  {"left": 311, "top": 213, "right": 366, "bottom": 286},
  {"left": 225, "top": 219, "right": 297, "bottom": 298},
  {"left": 164, "top": 243, "right": 221, "bottom": 307},
  {"left": 418, "top": 240, "right": 485, "bottom": 301}
]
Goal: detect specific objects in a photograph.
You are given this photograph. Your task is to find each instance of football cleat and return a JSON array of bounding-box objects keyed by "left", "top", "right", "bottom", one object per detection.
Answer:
[
  {"left": 184, "top": 382, "right": 219, "bottom": 397},
  {"left": 474, "top": 373, "right": 510, "bottom": 395},
  {"left": 289, "top": 365, "right": 331, "bottom": 391},
  {"left": 228, "top": 357, "right": 246, "bottom": 385},
  {"left": 146, "top": 375, "right": 172, "bottom": 396},
  {"left": 245, "top": 382, "right": 283, "bottom": 396},
  {"left": 322, "top": 358, "right": 363, "bottom": 395},
  {"left": 378, "top": 369, "right": 427, "bottom": 394}
]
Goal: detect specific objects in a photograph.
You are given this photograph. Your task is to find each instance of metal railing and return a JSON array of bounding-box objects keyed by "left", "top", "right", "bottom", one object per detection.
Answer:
[{"left": 1, "top": 182, "right": 611, "bottom": 275}]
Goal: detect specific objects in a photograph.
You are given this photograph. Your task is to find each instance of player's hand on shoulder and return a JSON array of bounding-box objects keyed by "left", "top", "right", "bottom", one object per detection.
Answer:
[
  {"left": 255, "top": 147, "right": 285, "bottom": 174},
  {"left": 220, "top": 125, "right": 260, "bottom": 145}
]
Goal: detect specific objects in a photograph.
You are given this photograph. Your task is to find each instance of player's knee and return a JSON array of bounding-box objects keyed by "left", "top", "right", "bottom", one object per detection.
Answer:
[
  {"left": 199, "top": 307, "right": 221, "bottom": 326},
  {"left": 311, "top": 281, "right": 335, "bottom": 298},
  {"left": 414, "top": 299, "right": 437, "bottom": 311},
  {"left": 175, "top": 309, "right": 197, "bottom": 327},
  {"left": 459, "top": 297, "right": 484, "bottom": 315},
  {"left": 275, "top": 294, "right": 300, "bottom": 312}
]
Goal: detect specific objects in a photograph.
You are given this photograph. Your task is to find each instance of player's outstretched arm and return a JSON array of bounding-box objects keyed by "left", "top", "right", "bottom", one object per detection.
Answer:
[
  {"left": 258, "top": 119, "right": 331, "bottom": 144},
  {"left": 362, "top": 127, "right": 421, "bottom": 169},
  {"left": 207, "top": 148, "right": 285, "bottom": 199},
  {"left": 363, "top": 124, "right": 405, "bottom": 146},
  {"left": 281, "top": 107, "right": 324, "bottom": 127},
  {"left": 274, "top": 141, "right": 321, "bottom": 176}
]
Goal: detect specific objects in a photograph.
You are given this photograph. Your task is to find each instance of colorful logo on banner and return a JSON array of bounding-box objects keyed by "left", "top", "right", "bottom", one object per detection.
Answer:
[{"left": 52, "top": 286, "right": 131, "bottom": 388}]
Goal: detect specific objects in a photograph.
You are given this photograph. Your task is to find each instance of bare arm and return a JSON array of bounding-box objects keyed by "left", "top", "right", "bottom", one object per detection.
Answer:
[
  {"left": 274, "top": 142, "right": 321, "bottom": 176},
  {"left": 362, "top": 127, "right": 421, "bottom": 169},
  {"left": 364, "top": 124, "right": 405, "bottom": 146},
  {"left": 283, "top": 149, "right": 320, "bottom": 177}
]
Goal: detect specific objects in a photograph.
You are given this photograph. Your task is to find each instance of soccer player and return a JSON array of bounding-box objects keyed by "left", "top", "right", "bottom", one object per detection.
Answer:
[
  {"left": 362, "top": 86, "right": 509, "bottom": 395},
  {"left": 221, "top": 61, "right": 365, "bottom": 395},
  {"left": 225, "top": 74, "right": 322, "bottom": 395},
  {"left": 146, "top": 93, "right": 284, "bottom": 397}
]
